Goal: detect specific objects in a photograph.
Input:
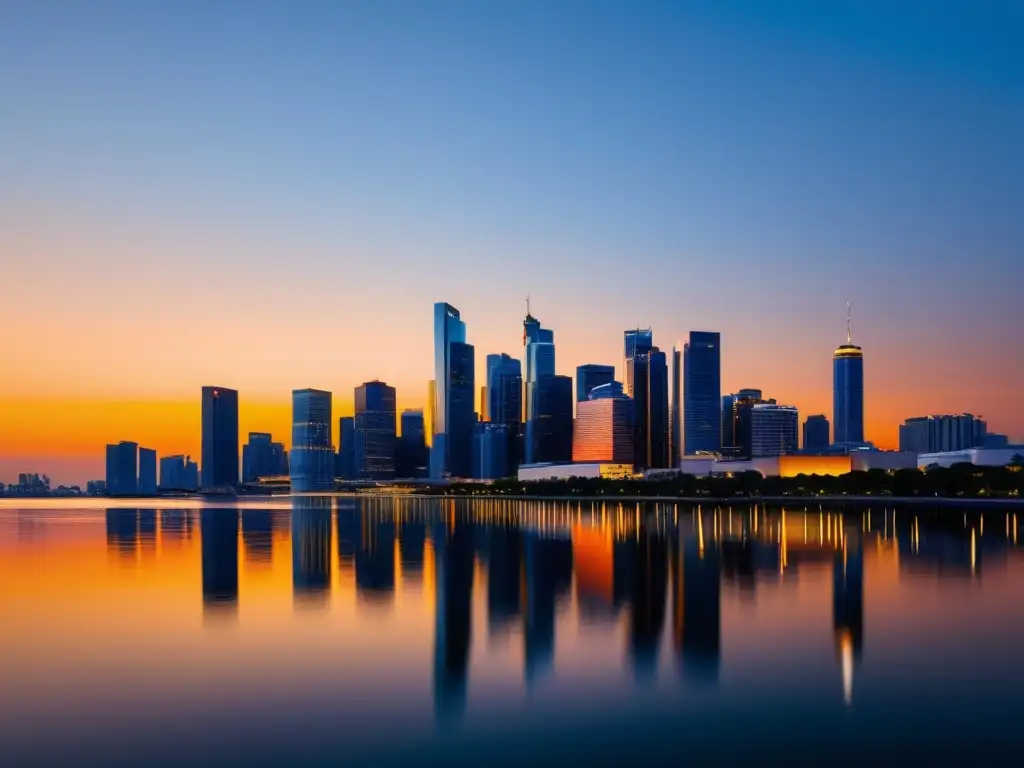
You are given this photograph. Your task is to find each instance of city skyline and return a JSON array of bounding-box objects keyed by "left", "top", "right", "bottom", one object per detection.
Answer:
[{"left": 2, "top": 1, "right": 1022, "bottom": 484}]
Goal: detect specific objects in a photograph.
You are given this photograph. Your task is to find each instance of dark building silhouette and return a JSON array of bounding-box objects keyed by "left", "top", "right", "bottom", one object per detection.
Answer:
[
  {"left": 531, "top": 375, "right": 573, "bottom": 464},
  {"left": 683, "top": 332, "right": 722, "bottom": 455},
  {"left": 396, "top": 409, "right": 429, "bottom": 478},
  {"left": 337, "top": 416, "right": 356, "bottom": 480},
  {"left": 242, "top": 509, "right": 274, "bottom": 564},
  {"left": 447, "top": 341, "right": 476, "bottom": 479},
  {"left": 671, "top": 345, "right": 682, "bottom": 466},
  {"left": 399, "top": 521, "right": 427, "bottom": 582},
  {"left": 487, "top": 353, "right": 523, "bottom": 473},
  {"left": 138, "top": 448, "right": 157, "bottom": 496},
  {"left": 356, "top": 519, "right": 396, "bottom": 599},
  {"left": 803, "top": 414, "right": 831, "bottom": 452},
  {"left": 721, "top": 389, "right": 772, "bottom": 459},
  {"left": 432, "top": 303, "right": 475, "bottom": 479},
  {"left": 628, "top": 532, "right": 668, "bottom": 681},
  {"left": 523, "top": 534, "right": 573, "bottom": 683},
  {"left": 105, "top": 441, "right": 138, "bottom": 496},
  {"left": 433, "top": 519, "right": 475, "bottom": 721},
  {"left": 242, "top": 432, "right": 287, "bottom": 482},
  {"left": 486, "top": 525, "right": 523, "bottom": 633},
  {"left": 646, "top": 347, "right": 669, "bottom": 469},
  {"left": 672, "top": 535, "right": 721, "bottom": 683},
  {"left": 201, "top": 386, "right": 239, "bottom": 489},
  {"left": 576, "top": 363, "right": 615, "bottom": 402},
  {"left": 355, "top": 380, "right": 397, "bottom": 480},
  {"left": 201, "top": 509, "right": 239, "bottom": 608}
]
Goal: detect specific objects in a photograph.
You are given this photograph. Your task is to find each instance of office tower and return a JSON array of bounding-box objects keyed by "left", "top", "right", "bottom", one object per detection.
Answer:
[
  {"left": 159, "top": 455, "right": 183, "bottom": 490},
  {"left": 898, "top": 414, "right": 988, "bottom": 454},
  {"left": 749, "top": 404, "right": 799, "bottom": 458},
  {"left": 291, "top": 388, "right": 334, "bottom": 492},
  {"left": 201, "top": 386, "right": 239, "bottom": 489},
  {"left": 576, "top": 364, "right": 615, "bottom": 403},
  {"left": 138, "top": 447, "right": 157, "bottom": 495},
  {"left": 530, "top": 375, "right": 573, "bottom": 464},
  {"left": 242, "top": 432, "right": 284, "bottom": 482},
  {"left": 472, "top": 422, "right": 509, "bottom": 480},
  {"left": 589, "top": 381, "right": 624, "bottom": 399},
  {"left": 646, "top": 347, "right": 669, "bottom": 468},
  {"left": 721, "top": 389, "right": 774, "bottom": 459},
  {"left": 337, "top": 416, "right": 356, "bottom": 480},
  {"left": 397, "top": 409, "right": 429, "bottom": 478},
  {"left": 183, "top": 457, "right": 199, "bottom": 490},
  {"left": 624, "top": 329, "right": 652, "bottom": 468},
  {"left": 523, "top": 307, "right": 555, "bottom": 464},
  {"left": 671, "top": 345, "right": 681, "bottom": 466},
  {"left": 105, "top": 441, "right": 138, "bottom": 496},
  {"left": 354, "top": 380, "right": 397, "bottom": 480},
  {"left": 833, "top": 306, "right": 864, "bottom": 444},
  {"left": 803, "top": 415, "right": 831, "bottom": 452},
  {"left": 487, "top": 353, "right": 523, "bottom": 474},
  {"left": 433, "top": 303, "right": 475, "bottom": 479},
  {"left": 573, "top": 394, "right": 635, "bottom": 463},
  {"left": 683, "top": 331, "right": 722, "bottom": 455}
]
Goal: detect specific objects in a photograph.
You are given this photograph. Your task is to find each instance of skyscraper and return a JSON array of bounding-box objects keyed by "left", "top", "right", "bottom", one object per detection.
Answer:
[
  {"left": 721, "top": 389, "right": 773, "bottom": 459},
  {"left": 646, "top": 347, "right": 669, "bottom": 468},
  {"left": 337, "top": 416, "right": 356, "bottom": 480},
  {"left": 624, "top": 329, "right": 652, "bottom": 469},
  {"left": 160, "top": 454, "right": 198, "bottom": 491},
  {"left": 242, "top": 432, "right": 286, "bottom": 482},
  {"left": 105, "top": 441, "right": 138, "bottom": 496},
  {"left": 291, "top": 388, "right": 334, "bottom": 492},
  {"left": 354, "top": 380, "right": 397, "bottom": 480},
  {"left": 486, "top": 353, "right": 523, "bottom": 475},
  {"left": 523, "top": 308, "right": 556, "bottom": 465},
  {"left": 531, "top": 375, "right": 573, "bottom": 464},
  {"left": 670, "top": 345, "right": 681, "bottom": 467},
  {"left": 749, "top": 404, "right": 800, "bottom": 458},
  {"left": 833, "top": 307, "right": 864, "bottom": 445},
  {"left": 433, "top": 303, "right": 475, "bottom": 479},
  {"left": 397, "top": 409, "right": 429, "bottom": 478},
  {"left": 573, "top": 395, "right": 635, "bottom": 463},
  {"left": 683, "top": 332, "right": 721, "bottom": 455},
  {"left": 138, "top": 447, "right": 157, "bottom": 495},
  {"left": 201, "top": 386, "right": 239, "bottom": 489},
  {"left": 803, "top": 415, "right": 831, "bottom": 452},
  {"left": 576, "top": 364, "right": 615, "bottom": 403},
  {"left": 472, "top": 422, "right": 509, "bottom": 480},
  {"left": 898, "top": 414, "right": 987, "bottom": 454}
]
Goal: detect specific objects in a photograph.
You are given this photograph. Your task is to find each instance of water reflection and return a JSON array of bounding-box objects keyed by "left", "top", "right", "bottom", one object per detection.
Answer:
[
  {"left": 433, "top": 515, "right": 474, "bottom": 721},
  {"left": 293, "top": 497, "right": 332, "bottom": 607},
  {"left": 200, "top": 509, "right": 238, "bottom": 615}
]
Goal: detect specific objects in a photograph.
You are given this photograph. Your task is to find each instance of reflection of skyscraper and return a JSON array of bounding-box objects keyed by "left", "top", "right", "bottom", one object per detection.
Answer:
[
  {"left": 672, "top": 534, "right": 721, "bottom": 683},
  {"left": 201, "top": 509, "right": 239, "bottom": 609},
  {"left": 834, "top": 533, "right": 864, "bottom": 706},
  {"left": 159, "top": 508, "right": 192, "bottom": 544},
  {"left": 242, "top": 509, "right": 274, "bottom": 564},
  {"left": 683, "top": 332, "right": 721, "bottom": 455},
  {"left": 433, "top": 519, "right": 475, "bottom": 721},
  {"left": 291, "top": 389, "right": 334, "bottom": 492},
  {"left": 523, "top": 534, "right": 573, "bottom": 684},
  {"left": 486, "top": 526, "right": 522, "bottom": 634},
  {"left": 201, "top": 386, "right": 239, "bottom": 489},
  {"left": 292, "top": 499, "right": 332, "bottom": 604},
  {"left": 106, "top": 508, "right": 139, "bottom": 557},
  {"left": 356, "top": 519, "right": 396, "bottom": 599},
  {"left": 399, "top": 521, "right": 426, "bottom": 582},
  {"left": 628, "top": 532, "right": 668, "bottom": 681},
  {"left": 354, "top": 381, "right": 397, "bottom": 480}
]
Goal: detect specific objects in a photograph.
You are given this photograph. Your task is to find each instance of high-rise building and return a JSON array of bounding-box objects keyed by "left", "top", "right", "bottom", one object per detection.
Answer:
[
  {"left": 573, "top": 395, "right": 635, "bottom": 463},
  {"left": 397, "top": 409, "right": 429, "bottom": 478},
  {"left": 433, "top": 303, "right": 475, "bottom": 479},
  {"left": 898, "top": 414, "right": 987, "bottom": 454},
  {"left": 160, "top": 454, "right": 198, "bottom": 491},
  {"left": 683, "top": 332, "right": 721, "bottom": 455},
  {"left": 242, "top": 432, "right": 286, "bottom": 482},
  {"left": 183, "top": 457, "right": 199, "bottom": 490},
  {"left": 750, "top": 404, "right": 800, "bottom": 458},
  {"left": 671, "top": 345, "right": 681, "bottom": 467},
  {"left": 803, "top": 415, "right": 831, "bottom": 452},
  {"left": 337, "top": 416, "right": 356, "bottom": 480},
  {"left": 291, "top": 388, "right": 334, "bottom": 491},
  {"left": 472, "top": 423, "right": 509, "bottom": 480},
  {"left": 523, "top": 308, "right": 555, "bottom": 465},
  {"left": 105, "top": 441, "right": 138, "bottom": 496},
  {"left": 576, "top": 364, "right": 615, "bottom": 403},
  {"left": 646, "top": 347, "right": 669, "bottom": 469},
  {"left": 721, "top": 389, "right": 774, "bottom": 459},
  {"left": 530, "top": 375, "right": 573, "bottom": 464},
  {"left": 201, "top": 386, "right": 239, "bottom": 489},
  {"left": 138, "top": 447, "right": 157, "bottom": 495},
  {"left": 590, "top": 381, "right": 625, "bottom": 399},
  {"left": 833, "top": 308, "right": 864, "bottom": 445},
  {"left": 355, "top": 380, "right": 397, "bottom": 480},
  {"left": 624, "top": 331, "right": 668, "bottom": 469},
  {"left": 486, "top": 353, "right": 523, "bottom": 475}
]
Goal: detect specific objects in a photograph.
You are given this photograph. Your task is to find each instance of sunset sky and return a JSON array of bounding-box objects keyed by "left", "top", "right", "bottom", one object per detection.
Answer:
[{"left": 2, "top": 0, "right": 1022, "bottom": 485}]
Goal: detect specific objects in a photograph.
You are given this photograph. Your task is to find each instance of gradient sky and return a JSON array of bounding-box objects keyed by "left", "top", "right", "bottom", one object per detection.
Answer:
[{"left": 2, "top": 0, "right": 1022, "bottom": 485}]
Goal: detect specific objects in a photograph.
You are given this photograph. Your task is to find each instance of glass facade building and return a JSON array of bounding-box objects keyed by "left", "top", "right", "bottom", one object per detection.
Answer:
[
  {"left": 573, "top": 396, "right": 635, "bottom": 463},
  {"left": 433, "top": 303, "right": 475, "bottom": 479},
  {"left": 472, "top": 422, "right": 509, "bottom": 480},
  {"left": 397, "top": 409, "right": 429, "bottom": 478},
  {"left": 523, "top": 312, "right": 555, "bottom": 465},
  {"left": 487, "top": 353, "right": 523, "bottom": 475},
  {"left": 337, "top": 416, "right": 356, "bottom": 480},
  {"left": 833, "top": 342, "right": 864, "bottom": 444},
  {"left": 749, "top": 404, "right": 800, "bottom": 458},
  {"left": 105, "top": 440, "right": 138, "bottom": 496},
  {"left": 531, "top": 375, "right": 573, "bottom": 464},
  {"left": 721, "top": 389, "right": 772, "bottom": 459},
  {"left": 623, "top": 331, "right": 668, "bottom": 470},
  {"left": 291, "top": 388, "right": 334, "bottom": 492},
  {"left": 683, "top": 332, "right": 721, "bottom": 455},
  {"left": 201, "top": 386, "right": 239, "bottom": 489},
  {"left": 576, "top": 364, "right": 615, "bottom": 403},
  {"left": 242, "top": 432, "right": 286, "bottom": 482},
  {"left": 646, "top": 347, "right": 669, "bottom": 469},
  {"left": 671, "top": 345, "right": 681, "bottom": 467},
  {"left": 138, "top": 447, "right": 157, "bottom": 495},
  {"left": 160, "top": 454, "right": 199, "bottom": 491},
  {"left": 803, "top": 415, "right": 831, "bottom": 452},
  {"left": 355, "top": 380, "right": 397, "bottom": 480},
  {"left": 898, "top": 414, "right": 987, "bottom": 454}
]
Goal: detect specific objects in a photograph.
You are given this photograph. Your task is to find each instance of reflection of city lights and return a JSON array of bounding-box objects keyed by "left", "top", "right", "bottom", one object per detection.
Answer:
[
  {"left": 840, "top": 630, "right": 854, "bottom": 706},
  {"left": 971, "top": 528, "right": 977, "bottom": 575}
]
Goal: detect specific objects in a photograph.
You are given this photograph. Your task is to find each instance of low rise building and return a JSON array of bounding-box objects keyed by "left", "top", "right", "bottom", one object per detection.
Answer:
[{"left": 517, "top": 462, "right": 636, "bottom": 482}]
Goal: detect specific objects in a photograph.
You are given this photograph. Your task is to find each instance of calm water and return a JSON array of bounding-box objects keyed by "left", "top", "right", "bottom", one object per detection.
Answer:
[{"left": 2, "top": 497, "right": 1023, "bottom": 765}]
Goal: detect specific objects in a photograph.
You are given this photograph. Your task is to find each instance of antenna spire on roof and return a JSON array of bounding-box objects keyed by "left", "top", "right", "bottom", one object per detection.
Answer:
[{"left": 847, "top": 301, "right": 852, "bottom": 344}]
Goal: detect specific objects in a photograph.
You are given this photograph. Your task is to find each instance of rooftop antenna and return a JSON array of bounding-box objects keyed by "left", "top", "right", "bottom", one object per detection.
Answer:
[
  {"left": 846, "top": 301, "right": 852, "bottom": 344},
  {"left": 526, "top": 292, "right": 531, "bottom": 317}
]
